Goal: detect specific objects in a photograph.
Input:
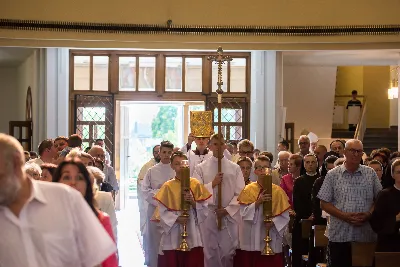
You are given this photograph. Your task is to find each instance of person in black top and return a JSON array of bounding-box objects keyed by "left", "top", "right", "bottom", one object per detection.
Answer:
[
  {"left": 292, "top": 153, "right": 320, "bottom": 267},
  {"left": 307, "top": 155, "right": 338, "bottom": 267},
  {"left": 346, "top": 90, "right": 362, "bottom": 131},
  {"left": 370, "top": 159, "right": 400, "bottom": 252}
]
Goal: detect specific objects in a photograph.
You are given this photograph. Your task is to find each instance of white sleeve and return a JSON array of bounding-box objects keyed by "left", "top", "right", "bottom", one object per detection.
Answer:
[
  {"left": 195, "top": 199, "right": 209, "bottom": 224},
  {"left": 225, "top": 166, "right": 245, "bottom": 218},
  {"left": 193, "top": 166, "right": 214, "bottom": 205},
  {"left": 71, "top": 189, "right": 116, "bottom": 267},
  {"left": 141, "top": 168, "right": 159, "bottom": 207},
  {"left": 159, "top": 204, "right": 179, "bottom": 234},
  {"left": 240, "top": 202, "right": 258, "bottom": 222},
  {"left": 272, "top": 210, "right": 290, "bottom": 236}
]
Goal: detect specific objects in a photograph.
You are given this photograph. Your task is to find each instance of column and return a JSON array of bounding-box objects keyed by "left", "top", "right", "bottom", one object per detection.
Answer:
[
  {"left": 45, "top": 48, "right": 69, "bottom": 139},
  {"left": 250, "top": 51, "right": 284, "bottom": 161}
]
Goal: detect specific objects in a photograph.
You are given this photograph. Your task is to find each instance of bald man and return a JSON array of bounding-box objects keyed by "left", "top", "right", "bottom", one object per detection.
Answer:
[
  {"left": 89, "top": 145, "right": 119, "bottom": 192},
  {"left": 0, "top": 134, "right": 116, "bottom": 267}
]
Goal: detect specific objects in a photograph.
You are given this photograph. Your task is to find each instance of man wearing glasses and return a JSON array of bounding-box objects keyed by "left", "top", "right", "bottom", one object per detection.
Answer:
[
  {"left": 318, "top": 139, "right": 382, "bottom": 267},
  {"left": 237, "top": 139, "right": 257, "bottom": 182},
  {"left": 297, "top": 135, "right": 310, "bottom": 158}
]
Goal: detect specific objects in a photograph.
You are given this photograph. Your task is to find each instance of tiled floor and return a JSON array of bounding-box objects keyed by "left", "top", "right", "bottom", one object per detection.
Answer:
[{"left": 117, "top": 199, "right": 147, "bottom": 267}]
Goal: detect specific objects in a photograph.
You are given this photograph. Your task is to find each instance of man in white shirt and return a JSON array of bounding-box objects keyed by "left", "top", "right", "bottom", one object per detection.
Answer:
[
  {"left": 193, "top": 133, "right": 245, "bottom": 267},
  {"left": 138, "top": 145, "right": 161, "bottom": 235},
  {"left": 142, "top": 141, "right": 176, "bottom": 267},
  {"left": 0, "top": 133, "right": 116, "bottom": 267},
  {"left": 27, "top": 139, "right": 58, "bottom": 166}
]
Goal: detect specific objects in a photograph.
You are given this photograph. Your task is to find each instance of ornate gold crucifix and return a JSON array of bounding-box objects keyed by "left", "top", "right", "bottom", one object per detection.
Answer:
[{"left": 207, "top": 47, "right": 232, "bottom": 230}]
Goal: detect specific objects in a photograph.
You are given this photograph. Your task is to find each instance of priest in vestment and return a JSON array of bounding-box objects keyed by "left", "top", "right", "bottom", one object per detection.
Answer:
[
  {"left": 152, "top": 151, "right": 212, "bottom": 267},
  {"left": 292, "top": 153, "right": 320, "bottom": 267},
  {"left": 181, "top": 133, "right": 232, "bottom": 176},
  {"left": 193, "top": 133, "right": 245, "bottom": 267},
  {"left": 234, "top": 156, "right": 291, "bottom": 267},
  {"left": 141, "top": 141, "right": 175, "bottom": 267}
]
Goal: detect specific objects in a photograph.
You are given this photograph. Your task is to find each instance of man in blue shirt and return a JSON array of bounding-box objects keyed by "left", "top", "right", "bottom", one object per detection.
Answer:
[{"left": 318, "top": 139, "right": 382, "bottom": 267}]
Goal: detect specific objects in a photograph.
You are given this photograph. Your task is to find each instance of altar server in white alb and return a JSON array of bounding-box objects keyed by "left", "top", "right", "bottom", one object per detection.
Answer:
[
  {"left": 152, "top": 151, "right": 212, "bottom": 267},
  {"left": 193, "top": 133, "right": 245, "bottom": 267},
  {"left": 181, "top": 133, "right": 232, "bottom": 176},
  {"left": 234, "top": 156, "right": 291, "bottom": 267},
  {"left": 141, "top": 141, "right": 175, "bottom": 267}
]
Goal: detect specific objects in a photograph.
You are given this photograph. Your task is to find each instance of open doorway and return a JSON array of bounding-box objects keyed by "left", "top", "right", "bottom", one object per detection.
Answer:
[{"left": 117, "top": 101, "right": 204, "bottom": 211}]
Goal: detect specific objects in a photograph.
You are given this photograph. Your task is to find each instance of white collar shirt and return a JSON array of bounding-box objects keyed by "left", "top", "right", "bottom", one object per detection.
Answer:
[{"left": 0, "top": 180, "right": 116, "bottom": 267}]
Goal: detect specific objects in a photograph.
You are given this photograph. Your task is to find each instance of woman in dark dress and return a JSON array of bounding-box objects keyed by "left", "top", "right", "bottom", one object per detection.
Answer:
[
  {"left": 370, "top": 159, "right": 400, "bottom": 252},
  {"left": 292, "top": 153, "right": 319, "bottom": 267}
]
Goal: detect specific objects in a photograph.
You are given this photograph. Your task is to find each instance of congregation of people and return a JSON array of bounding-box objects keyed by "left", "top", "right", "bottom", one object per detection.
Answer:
[{"left": 1, "top": 129, "right": 400, "bottom": 267}]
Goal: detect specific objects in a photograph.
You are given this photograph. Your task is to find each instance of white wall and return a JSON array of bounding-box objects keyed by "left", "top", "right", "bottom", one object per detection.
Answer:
[
  {"left": 0, "top": 67, "right": 21, "bottom": 133},
  {"left": 283, "top": 66, "right": 337, "bottom": 147}
]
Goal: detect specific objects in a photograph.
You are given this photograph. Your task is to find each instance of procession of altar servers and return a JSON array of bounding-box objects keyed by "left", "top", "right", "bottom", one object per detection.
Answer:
[{"left": 139, "top": 137, "right": 290, "bottom": 267}]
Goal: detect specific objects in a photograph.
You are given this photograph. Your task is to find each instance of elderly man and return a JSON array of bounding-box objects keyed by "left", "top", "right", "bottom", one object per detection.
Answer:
[
  {"left": 297, "top": 135, "right": 310, "bottom": 158},
  {"left": 88, "top": 145, "right": 119, "bottom": 194},
  {"left": 318, "top": 139, "right": 382, "bottom": 267},
  {"left": 272, "top": 151, "right": 291, "bottom": 185},
  {"left": 0, "top": 133, "right": 116, "bottom": 267},
  {"left": 330, "top": 140, "right": 345, "bottom": 158}
]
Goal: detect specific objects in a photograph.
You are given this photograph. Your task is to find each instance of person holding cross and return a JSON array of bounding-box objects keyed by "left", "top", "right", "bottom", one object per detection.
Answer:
[{"left": 193, "top": 133, "right": 245, "bottom": 267}]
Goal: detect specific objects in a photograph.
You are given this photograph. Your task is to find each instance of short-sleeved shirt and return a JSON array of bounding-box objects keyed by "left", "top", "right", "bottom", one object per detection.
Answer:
[
  {"left": 0, "top": 180, "right": 116, "bottom": 267},
  {"left": 317, "top": 164, "right": 382, "bottom": 242}
]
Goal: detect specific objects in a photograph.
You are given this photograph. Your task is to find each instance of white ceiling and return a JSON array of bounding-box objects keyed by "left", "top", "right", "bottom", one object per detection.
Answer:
[
  {"left": 0, "top": 47, "right": 35, "bottom": 67},
  {"left": 283, "top": 50, "right": 400, "bottom": 66}
]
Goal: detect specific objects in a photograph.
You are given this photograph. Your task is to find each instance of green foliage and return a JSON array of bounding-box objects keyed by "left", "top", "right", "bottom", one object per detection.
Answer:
[{"left": 151, "top": 106, "right": 178, "bottom": 145}]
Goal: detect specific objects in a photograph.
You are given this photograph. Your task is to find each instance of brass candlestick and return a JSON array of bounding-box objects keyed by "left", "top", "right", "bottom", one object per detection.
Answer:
[
  {"left": 179, "top": 160, "right": 191, "bottom": 252},
  {"left": 260, "top": 170, "right": 275, "bottom": 256},
  {"left": 208, "top": 47, "right": 232, "bottom": 231}
]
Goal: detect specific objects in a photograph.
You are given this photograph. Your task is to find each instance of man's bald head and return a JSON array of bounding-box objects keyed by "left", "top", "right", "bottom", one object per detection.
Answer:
[
  {"left": 0, "top": 134, "right": 25, "bottom": 206},
  {"left": 0, "top": 134, "right": 24, "bottom": 171},
  {"left": 88, "top": 145, "right": 106, "bottom": 162}
]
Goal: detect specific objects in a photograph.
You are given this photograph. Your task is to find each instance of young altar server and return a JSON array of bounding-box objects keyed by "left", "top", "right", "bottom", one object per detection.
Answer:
[
  {"left": 141, "top": 141, "right": 175, "bottom": 267},
  {"left": 181, "top": 133, "right": 232, "bottom": 176},
  {"left": 193, "top": 133, "right": 245, "bottom": 267},
  {"left": 235, "top": 155, "right": 291, "bottom": 267},
  {"left": 152, "top": 151, "right": 212, "bottom": 267}
]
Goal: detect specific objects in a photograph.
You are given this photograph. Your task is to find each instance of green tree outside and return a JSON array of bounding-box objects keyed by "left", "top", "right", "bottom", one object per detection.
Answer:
[{"left": 151, "top": 106, "right": 179, "bottom": 146}]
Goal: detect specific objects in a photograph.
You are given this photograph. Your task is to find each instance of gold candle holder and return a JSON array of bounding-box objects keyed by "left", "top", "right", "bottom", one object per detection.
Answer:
[
  {"left": 260, "top": 170, "right": 275, "bottom": 256},
  {"left": 179, "top": 160, "right": 191, "bottom": 252}
]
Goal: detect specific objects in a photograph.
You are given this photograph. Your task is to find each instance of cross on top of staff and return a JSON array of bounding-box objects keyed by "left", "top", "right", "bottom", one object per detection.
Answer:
[{"left": 207, "top": 47, "right": 232, "bottom": 94}]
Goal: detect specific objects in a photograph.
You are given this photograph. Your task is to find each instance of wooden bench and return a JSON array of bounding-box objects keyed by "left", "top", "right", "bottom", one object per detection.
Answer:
[
  {"left": 351, "top": 242, "right": 376, "bottom": 267},
  {"left": 375, "top": 252, "right": 400, "bottom": 267},
  {"left": 301, "top": 219, "right": 313, "bottom": 239},
  {"left": 313, "top": 225, "right": 328, "bottom": 248}
]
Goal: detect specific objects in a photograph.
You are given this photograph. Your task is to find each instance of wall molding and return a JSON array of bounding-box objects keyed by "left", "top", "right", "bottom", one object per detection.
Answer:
[{"left": 1, "top": 19, "right": 400, "bottom": 36}]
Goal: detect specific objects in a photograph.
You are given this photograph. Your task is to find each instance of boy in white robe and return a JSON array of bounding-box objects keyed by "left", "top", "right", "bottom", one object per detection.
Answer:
[
  {"left": 181, "top": 133, "right": 232, "bottom": 176},
  {"left": 193, "top": 133, "right": 245, "bottom": 267},
  {"left": 234, "top": 156, "right": 291, "bottom": 267},
  {"left": 152, "top": 152, "right": 212, "bottom": 267},
  {"left": 141, "top": 141, "right": 175, "bottom": 267}
]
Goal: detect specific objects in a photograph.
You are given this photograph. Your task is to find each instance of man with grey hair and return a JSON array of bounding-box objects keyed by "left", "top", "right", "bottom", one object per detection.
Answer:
[
  {"left": 0, "top": 133, "right": 116, "bottom": 267},
  {"left": 272, "top": 150, "right": 291, "bottom": 185},
  {"left": 318, "top": 139, "right": 382, "bottom": 267},
  {"left": 297, "top": 135, "right": 310, "bottom": 158}
]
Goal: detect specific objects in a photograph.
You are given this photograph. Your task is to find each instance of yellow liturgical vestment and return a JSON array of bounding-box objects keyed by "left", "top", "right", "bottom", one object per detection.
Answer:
[{"left": 237, "top": 182, "right": 290, "bottom": 217}]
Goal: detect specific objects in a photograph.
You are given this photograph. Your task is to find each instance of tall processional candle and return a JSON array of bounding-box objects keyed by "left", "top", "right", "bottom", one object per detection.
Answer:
[
  {"left": 261, "top": 168, "right": 275, "bottom": 255},
  {"left": 179, "top": 159, "right": 191, "bottom": 251}
]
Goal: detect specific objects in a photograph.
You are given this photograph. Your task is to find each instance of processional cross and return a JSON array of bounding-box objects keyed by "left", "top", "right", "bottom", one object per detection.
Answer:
[{"left": 207, "top": 47, "right": 232, "bottom": 230}]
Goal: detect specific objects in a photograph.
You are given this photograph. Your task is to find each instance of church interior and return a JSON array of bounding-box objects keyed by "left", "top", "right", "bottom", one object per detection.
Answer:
[{"left": 1, "top": 1, "right": 400, "bottom": 267}]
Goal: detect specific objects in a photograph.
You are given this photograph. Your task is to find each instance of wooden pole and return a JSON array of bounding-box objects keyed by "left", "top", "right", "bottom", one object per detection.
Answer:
[{"left": 208, "top": 47, "right": 232, "bottom": 230}]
